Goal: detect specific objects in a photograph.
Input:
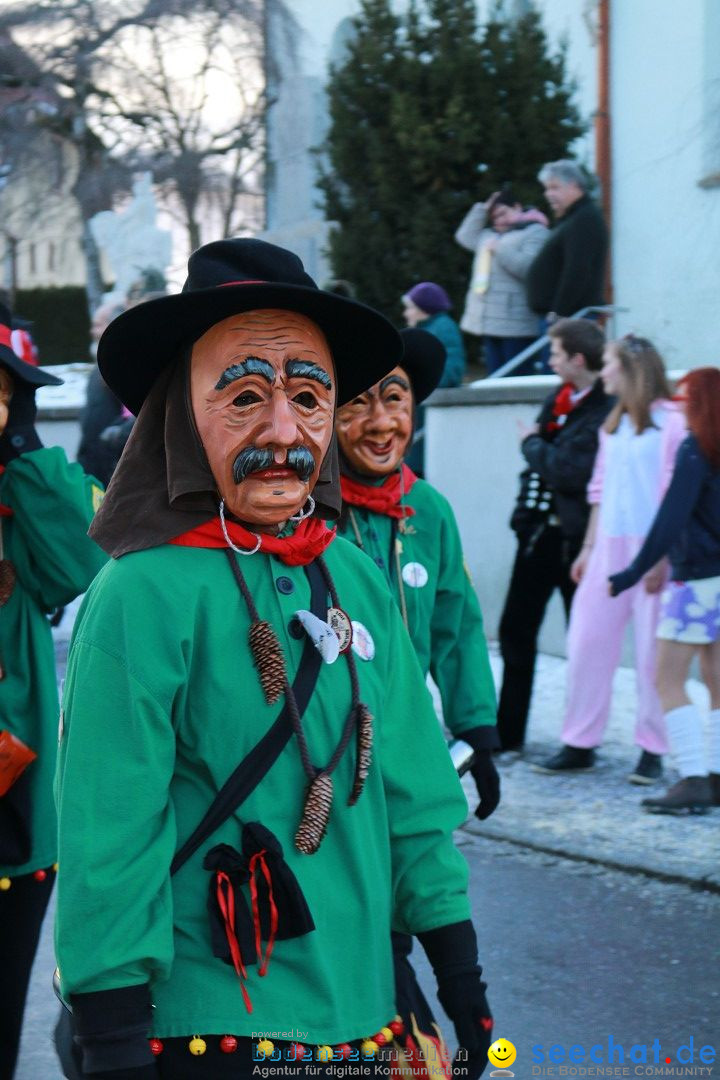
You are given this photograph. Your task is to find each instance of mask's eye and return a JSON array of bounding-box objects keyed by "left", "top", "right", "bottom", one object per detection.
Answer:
[
  {"left": 232, "top": 390, "right": 261, "bottom": 407},
  {"left": 293, "top": 391, "right": 318, "bottom": 409}
]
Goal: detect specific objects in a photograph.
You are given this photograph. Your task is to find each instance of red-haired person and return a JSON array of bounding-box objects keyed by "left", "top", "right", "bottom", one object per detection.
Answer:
[{"left": 609, "top": 367, "right": 720, "bottom": 813}]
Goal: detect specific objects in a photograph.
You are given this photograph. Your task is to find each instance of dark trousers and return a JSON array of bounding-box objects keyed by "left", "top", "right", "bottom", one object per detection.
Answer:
[
  {"left": 0, "top": 868, "right": 55, "bottom": 1080},
  {"left": 497, "top": 526, "right": 580, "bottom": 750},
  {"left": 483, "top": 336, "right": 537, "bottom": 376}
]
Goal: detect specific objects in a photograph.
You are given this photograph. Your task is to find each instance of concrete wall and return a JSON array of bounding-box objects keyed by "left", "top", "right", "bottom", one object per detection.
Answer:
[
  {"left": 36, "top": 415, "right": 81, "bottom": 460},
  {"left": 425, "top": 376, "right": 570, "bottom": 654}
]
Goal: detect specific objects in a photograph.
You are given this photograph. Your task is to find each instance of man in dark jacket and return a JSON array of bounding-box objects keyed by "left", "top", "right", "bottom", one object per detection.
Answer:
[
  {"left": 76, "top": 300, "right": 126, "bottom": 486},
  {"left": 497, "top": 318, "right": 613, "bottom": 751},
  {"left": 526, "top": 161, "right": 608, "bottom": 321}
]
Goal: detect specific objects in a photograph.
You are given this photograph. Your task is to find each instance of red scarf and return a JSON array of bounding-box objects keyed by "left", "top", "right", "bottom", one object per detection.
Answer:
[
  {"left": 0, "top": 466, "right": 11, "bottom": 517},
  {"left": 545, "top": 383, "right": 576, "bottom": 433},
  {"left": 340, "top": 464, "right": 418, "bottom": 520},
  {"left": 169, "top": 515, "right": 335, "bottom": 567}
]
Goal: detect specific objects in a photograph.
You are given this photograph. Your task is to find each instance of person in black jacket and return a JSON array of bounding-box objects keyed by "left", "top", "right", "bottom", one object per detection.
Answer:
[
  {"left": 76, "top": 301, "right": 126, "bottom": 487},
  {"left": 525, "top": 161, "right": 608, "bottom": 322},
  {"left": 497, "top": 319, "right": 613, "bottom": 751}
]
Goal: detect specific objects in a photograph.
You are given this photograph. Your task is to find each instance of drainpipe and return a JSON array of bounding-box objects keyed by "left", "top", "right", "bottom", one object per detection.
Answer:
[{"left": 595, "top": 0, "right": 612, "bottom": 301}]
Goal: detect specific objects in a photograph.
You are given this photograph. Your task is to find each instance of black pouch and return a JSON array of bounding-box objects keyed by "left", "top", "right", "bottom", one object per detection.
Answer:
[{"left": 204, "top": 824, "right": 315, "bottom": 970}]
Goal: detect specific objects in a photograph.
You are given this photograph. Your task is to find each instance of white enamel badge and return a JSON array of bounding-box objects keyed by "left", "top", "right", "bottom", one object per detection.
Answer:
[
  {"left": 401, "top": 561, "right": 429, "bottom": 588},
  {"left": 350, "top": 620, "right": 375, "bottom": 662}
]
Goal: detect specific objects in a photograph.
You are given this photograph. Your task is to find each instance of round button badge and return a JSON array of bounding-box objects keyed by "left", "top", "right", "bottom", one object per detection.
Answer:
[
  {"left": 350, "top": 620, "right": 375, "bottom": 661},
  {"left": 327, "top": 607, "right": 353, "bottom": 653},
  {"left": 401, "top": 562, "right": 428, "bottom": 588}
]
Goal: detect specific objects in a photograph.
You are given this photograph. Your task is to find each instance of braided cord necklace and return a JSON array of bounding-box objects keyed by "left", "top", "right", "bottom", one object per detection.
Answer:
[{"left": 224, "top": 550, "right": 373, "bottom": 855}]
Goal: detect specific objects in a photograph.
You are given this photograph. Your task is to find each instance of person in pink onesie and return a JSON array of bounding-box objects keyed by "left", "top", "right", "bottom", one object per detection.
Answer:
[{"left": 533, "top": 334, "right": 686, "bottom": 783}]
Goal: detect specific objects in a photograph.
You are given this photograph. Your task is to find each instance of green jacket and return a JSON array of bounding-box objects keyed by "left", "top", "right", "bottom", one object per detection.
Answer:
[
  {"left": 55, "top": 536, "right": 470, "bottom": 1043},
  {"left": 337, "top": 478, "right": 497, "bottom": 741},
  {"left": 0, "top": 448, "right": 106, "bottom": 877}
]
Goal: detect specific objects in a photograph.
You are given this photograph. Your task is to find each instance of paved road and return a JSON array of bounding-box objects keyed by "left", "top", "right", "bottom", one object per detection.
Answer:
[{"left": 16, "top": 833, "right": 719, "bottom": 1078}]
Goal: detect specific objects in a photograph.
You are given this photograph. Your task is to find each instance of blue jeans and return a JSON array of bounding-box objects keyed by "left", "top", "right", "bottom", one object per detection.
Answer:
[{"left": 483, "top": 335, "right": 537, "bottom": 376}]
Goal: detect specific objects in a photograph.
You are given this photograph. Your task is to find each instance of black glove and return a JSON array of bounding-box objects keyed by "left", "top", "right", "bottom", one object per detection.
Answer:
[
  {"left": 70, "top": 984, "right": 156, "bottom": 1077},
  {"left": 0, "top": 379, "right": 42, "bottom": 464},
  {"left": 49, "top": 606, "right": 66, "bottom": 627},
  {"left": 418, "top": 920, "right": 493, "bottom": 1080},
  {"left": 469, "top": 751, "right": 500, "bottom": 821},
  {"left": 99, "top": 417, "right": 134, "bottom": 450},
  {"left": 459, "top": 728, "right": 501, "bottom": 820},
  {"left": 438, "top": 972, "right": 493, "bottom": 1078}
]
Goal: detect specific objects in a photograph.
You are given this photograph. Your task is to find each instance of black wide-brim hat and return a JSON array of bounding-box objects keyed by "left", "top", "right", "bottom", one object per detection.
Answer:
[
  {"left": 98, "top": 239, "right": 403, "bottom": 415},
  {"left": 0, "top": 303, "right": 62, "bottom": 388},
  {"left": 399, "top": 328, "right": 446, "bottom": 403}
]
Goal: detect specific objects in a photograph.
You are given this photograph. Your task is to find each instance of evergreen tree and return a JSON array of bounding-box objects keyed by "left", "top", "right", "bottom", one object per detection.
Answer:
[{"left": 318, "top": 0, "right": 584, "bottom": 323}]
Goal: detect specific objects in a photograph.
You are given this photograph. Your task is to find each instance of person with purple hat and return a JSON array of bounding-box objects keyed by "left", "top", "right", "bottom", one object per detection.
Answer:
[
  {"left": 0, "top": 303, "right": 107, "bottom": 1078},
  {"left": 401, "top": 283, "right": 466, "bottom": 473},
  {"left": 401, "top": 282, "right": 466, "bottom": 389}
]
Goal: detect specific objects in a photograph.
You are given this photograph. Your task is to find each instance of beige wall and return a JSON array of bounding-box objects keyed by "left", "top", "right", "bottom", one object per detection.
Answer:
[{"left": 426, "top": 376, "right": 570, "bottom": 656}]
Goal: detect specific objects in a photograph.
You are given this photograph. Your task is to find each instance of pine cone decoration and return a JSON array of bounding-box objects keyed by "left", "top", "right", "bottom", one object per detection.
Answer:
[
  {"left": 249, "top": 620, "right": 286, "bottom": 704},
  {"left": 295, "top": 773, "right": 334, "bottom": 854},
  {"left": 348, "top": 703, "right": 373, "bottom": 806},
  {"left": 0, "top": 559, "right": 16, "bottom": 607}
]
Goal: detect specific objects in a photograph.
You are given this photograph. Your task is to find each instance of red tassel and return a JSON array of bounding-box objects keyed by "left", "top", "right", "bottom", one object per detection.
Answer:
[
  {"left": 215, "top": 872, "right": 253, "bottom": 1013},
  {"left": 248, "top": 850, "right": 278, "bottom": 977}
]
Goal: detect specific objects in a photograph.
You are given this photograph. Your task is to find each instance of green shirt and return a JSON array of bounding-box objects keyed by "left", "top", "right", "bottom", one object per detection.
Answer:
[
  {"left": 55, "top": 536, "right": 471, "bottom": 1043},
  {"left": 0, "top": 448, "right": 106, "bottom": 877},
  {"left": 337, "top": 478, "right": 496, "bottom": 738}
]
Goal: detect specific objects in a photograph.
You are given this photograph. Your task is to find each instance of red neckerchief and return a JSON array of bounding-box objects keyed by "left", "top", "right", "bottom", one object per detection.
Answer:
[
  {"left": 340, "top": 463, "right": 418, "bottom": 520},
  {"left": 0, "top": 466, "right": 11, "bottom": 517},
  {"left": 169, "top": 515, "right": 336, "bottom": 567},
  {"left": 545, "top": 383, "right": 577, "bottom": 433}
]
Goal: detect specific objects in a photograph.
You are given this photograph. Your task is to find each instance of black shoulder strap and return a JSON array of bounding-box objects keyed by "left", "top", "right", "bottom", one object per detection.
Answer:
[{"left": 170, "top": 555, "right": 327, "bottom": 876}]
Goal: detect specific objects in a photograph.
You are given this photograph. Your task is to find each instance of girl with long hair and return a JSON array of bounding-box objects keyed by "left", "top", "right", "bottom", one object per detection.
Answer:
[
  {"left": 609, "top": 367, "right": 720, "bottom": 812},
  {"left": 534, "top": 334, "right": 686, "bottom": 781}
]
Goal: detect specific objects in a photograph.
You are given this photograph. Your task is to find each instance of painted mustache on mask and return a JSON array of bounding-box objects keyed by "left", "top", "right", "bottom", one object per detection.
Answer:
[{"left": 232, "top": 446, "right": 316, "bottom": 484}]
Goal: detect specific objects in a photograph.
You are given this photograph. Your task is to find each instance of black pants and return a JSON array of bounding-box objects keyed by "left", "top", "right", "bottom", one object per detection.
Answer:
[
  {"left": 497, "top": 526, "right": 580, "bottom": 750},
  {"left": 0, "top": 867, "right": 55, "bottom": 1080}
]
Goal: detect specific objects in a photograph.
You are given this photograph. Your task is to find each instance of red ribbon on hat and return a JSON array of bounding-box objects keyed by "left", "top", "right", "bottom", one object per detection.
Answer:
[
  {"left": 340, "top": 464, "right": 418, "bottom": 519},
  {"left": 0, "top": 326, "right": 12, "bottom": 349},
  {"left": 218, "top": 280, "right": 268, "bottom": 287},
  {"left": 0, "top": 466, "right": 12, "bottom": 517}
]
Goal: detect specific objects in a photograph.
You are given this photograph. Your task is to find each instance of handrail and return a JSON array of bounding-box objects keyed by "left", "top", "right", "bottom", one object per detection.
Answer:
[{"left": 469, "top": 304, "right": 626, "bottom": 384}]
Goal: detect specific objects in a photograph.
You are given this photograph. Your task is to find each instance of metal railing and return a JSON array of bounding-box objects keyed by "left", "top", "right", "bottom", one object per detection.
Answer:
[{"left": 468, "top": 304, "right": 626, "bottom": 384}]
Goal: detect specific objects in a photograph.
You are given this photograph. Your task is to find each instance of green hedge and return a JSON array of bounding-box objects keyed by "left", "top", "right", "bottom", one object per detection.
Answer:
[{"left": 13, "top": 287, "right": 91, "bottom": 366}]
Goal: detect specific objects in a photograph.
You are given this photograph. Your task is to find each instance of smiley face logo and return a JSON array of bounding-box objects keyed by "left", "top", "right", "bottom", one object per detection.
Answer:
[{"left": 488, "top": 1039, "right": 517, "bottom": 1071}]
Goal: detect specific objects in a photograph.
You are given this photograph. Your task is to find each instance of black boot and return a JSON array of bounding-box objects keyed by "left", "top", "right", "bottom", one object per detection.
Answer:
[
  {"left": 642, "top": 776, "right": 713, "bottom": 815},
  {"left": 628, "top": 750, "right": 663, "bottom": 785},
  {"left": 531, "top": 745, "right": 596, "bottom": 774},
  {"left": 708, "top": 772, "right": 720, "bottom": 806}
]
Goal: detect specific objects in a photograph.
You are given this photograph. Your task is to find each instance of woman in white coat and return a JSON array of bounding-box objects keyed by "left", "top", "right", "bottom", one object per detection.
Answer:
[{"left": 455, "top": 189, "right": 548, "bottom": 375}]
